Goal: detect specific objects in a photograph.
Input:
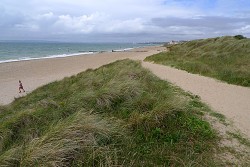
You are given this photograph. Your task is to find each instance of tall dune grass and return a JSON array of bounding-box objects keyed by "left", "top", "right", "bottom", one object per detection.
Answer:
[
  {"left": 0, "top": 60, "right": 219, "bottom": 166},
  {"left": 145, "top": 36, "right": 250, "bottom": 87}
]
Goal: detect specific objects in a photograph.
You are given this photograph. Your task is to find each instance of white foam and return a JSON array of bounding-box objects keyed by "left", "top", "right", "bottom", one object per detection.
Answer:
[
  {"left": 112, "top": 47, "right": 135, "bottom": 52},
  {"left": 0, "top": 52, "right": 94, "bottom": 64},
  {"left": 0, "top": 45, "right": 150, "bottom": 64}
]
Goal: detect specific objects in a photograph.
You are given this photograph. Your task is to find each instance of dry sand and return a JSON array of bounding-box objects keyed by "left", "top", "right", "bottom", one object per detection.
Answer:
[{"left": 1, "top": 45, "right": 250, "bottom": 139}]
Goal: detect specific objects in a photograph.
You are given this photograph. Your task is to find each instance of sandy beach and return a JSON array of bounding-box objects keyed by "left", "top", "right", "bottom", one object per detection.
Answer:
[{"left": 0, "top": 46, "right": 165, "bottom": 105}]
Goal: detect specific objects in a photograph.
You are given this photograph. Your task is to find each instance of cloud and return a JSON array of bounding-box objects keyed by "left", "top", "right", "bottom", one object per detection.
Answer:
[
  {"left": 36, "top": 12, "right": 55, "bottom": 20},
  {"left": 7, "top": 12, "right": 155, "bottom": 35},
  {"left": 14, "top": 24, "right": 40, "bottom": 32},
  {"left": 151, "top": 16, "right": 250, "bottom": 37},
  {"left": 235, "top": 25, "right": 250, "bottom": 34},
  {"left": 53, "top": 13, "right": 104, "bottom": 34},
  {"left": 1, "top": 0, "right": 250, "bottom": 41}
]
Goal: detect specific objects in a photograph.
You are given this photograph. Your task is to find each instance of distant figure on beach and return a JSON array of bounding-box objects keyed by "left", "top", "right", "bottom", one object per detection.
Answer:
[{"left": 19, "top": 80, "right": 25, "bottom": 93}]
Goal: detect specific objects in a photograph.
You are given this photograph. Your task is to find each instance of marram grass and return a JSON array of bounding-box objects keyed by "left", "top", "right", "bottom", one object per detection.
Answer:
[
  {"left": 145, "top": 36, "right": 250, "bottom": 87},
  {"left": 0, "top": 59, "right": 220, "bottom": 166}
]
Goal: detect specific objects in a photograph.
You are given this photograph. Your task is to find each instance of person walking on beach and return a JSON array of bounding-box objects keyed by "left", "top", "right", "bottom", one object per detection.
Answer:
[{"left": 19, "top": 80, "right": 25, "bottom": 93}]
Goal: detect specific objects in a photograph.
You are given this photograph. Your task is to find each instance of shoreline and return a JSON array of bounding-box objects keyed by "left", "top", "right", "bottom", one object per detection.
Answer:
[
  {"left": 0, "top": 44, "right": 154, "bottom": 64},
  {"left": 0, "top": 45, "right": 165, "bottom": 105},
  {"left": 0, "top": 52, "right": 94, "bottom": 64}
]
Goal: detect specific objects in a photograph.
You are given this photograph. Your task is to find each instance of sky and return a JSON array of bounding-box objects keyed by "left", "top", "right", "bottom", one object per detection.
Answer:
[{"left": 1, "top": 0, "right": 250, "bottom": 42}]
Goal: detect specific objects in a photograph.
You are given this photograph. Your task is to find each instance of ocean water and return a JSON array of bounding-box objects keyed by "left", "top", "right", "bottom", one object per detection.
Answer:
[{"left": 0, "top": 42, "right": 153, "bottom": 63}]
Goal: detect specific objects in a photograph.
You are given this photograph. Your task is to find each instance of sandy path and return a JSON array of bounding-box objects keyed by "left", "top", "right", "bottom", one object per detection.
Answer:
[
  {"left": 141, "top": 62, "right": 250, "bottom": 138},
  {"left": 0, "top": 46, "right": 165, "bottom": 105}
]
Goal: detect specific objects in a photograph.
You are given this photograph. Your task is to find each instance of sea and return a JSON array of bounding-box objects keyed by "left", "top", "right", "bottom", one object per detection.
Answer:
[{"left": 0, "top": 42, "right": 156, "bottom": 63}]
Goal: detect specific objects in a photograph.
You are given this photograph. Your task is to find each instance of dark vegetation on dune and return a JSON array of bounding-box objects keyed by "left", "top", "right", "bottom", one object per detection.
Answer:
[
  {"left": 145, "top": 36, "right": 250, "bottom": 87},
  {"left": 0, "top": 60, "right": 219, "bottom": 166}
]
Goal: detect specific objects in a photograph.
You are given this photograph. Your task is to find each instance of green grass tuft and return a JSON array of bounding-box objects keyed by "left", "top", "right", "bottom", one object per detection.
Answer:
[{"left": 227, "top": 132, "right": 250, "bottom": 147}]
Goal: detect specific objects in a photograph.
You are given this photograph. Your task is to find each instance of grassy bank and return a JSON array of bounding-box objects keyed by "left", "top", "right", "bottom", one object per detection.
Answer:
[
  {"left": 145, "top": 36, "right": 250, "bottom": 87},
  {"left": 0, "top": 60, "right": 219, "bottom": 166}
]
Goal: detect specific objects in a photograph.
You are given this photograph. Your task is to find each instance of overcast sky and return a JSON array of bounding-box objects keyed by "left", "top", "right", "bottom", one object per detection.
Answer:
[{"left": 1, "top": 0, "right": 250, "bottom": 42}]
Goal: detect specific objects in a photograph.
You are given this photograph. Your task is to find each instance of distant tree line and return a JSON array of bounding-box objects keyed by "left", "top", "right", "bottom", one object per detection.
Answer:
[{"left": 234, "top": 35, "right": 247, "bottom": 40}]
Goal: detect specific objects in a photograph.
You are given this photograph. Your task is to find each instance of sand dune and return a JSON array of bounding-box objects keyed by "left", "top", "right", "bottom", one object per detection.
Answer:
[{"left": 1, "top": 45, "right": 249, "bottom": 139}]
